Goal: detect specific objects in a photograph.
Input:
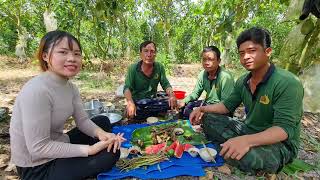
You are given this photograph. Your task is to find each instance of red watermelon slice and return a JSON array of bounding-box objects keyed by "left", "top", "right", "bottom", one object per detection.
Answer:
[
  {"left": 174, "top": 141, "right": 184, "bottom": 158},
  {"left": 183, "top": 144, "right": 194, "bottom": 151},
  {"left": 164, "top": 140, "right": 178, "bottom": 152},
  {"left": 162, "top": 141, "right": 191, "bottom": 158},
  {"left": 145, "top": 143, "right": 166, "bottom": 154}
]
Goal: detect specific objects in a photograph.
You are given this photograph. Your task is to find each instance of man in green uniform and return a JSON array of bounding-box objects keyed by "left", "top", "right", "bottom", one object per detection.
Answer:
[
  {"left": 190, "top": 27, "right": 304, "bottom": 174},
  {"left": 124, "top": 40, "right": 177, "bottom": 120},
  {"left": 178, "top": 46, "right": 234, "bottom": 119}
]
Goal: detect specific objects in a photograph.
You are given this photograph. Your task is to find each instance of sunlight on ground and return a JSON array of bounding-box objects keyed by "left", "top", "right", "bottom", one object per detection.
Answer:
[{"left": 0, "top": 69, "right": 39, "bottom": 80}]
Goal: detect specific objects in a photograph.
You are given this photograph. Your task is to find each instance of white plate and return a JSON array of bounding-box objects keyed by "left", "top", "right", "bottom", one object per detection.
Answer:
[{"left": 146, "top": 117, "right": 158, "bottom": 124}]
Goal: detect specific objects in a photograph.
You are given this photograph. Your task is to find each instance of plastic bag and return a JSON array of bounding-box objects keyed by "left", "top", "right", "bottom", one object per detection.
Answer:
[{"left": 43, "top": 10, "right": 57, "bottom": 32}]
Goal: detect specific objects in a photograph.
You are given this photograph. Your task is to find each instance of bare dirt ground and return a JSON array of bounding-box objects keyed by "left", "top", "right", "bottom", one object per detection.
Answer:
[{"left": 0, "top": 58, "right": 319, "bottom": 180}]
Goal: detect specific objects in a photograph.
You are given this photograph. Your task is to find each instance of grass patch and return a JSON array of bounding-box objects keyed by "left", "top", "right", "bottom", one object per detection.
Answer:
[{"left": 75, "top": 71, "right": 115, "bottom": 92}]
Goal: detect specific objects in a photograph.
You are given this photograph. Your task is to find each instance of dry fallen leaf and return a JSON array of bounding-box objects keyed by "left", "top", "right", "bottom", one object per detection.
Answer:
[
  {"left": 0, "top": 154, "right": 9, "bottom": 168},
  {"left": 4, "top": 175, "right": 19, "bottom": 180},
  {"left": 199, "top": 169, "right": 214, "bottom": 180},
  {"left": 217, "top": 164, "right": 231, "bottom": 175},
  {"left": 267, "top": 174, "right": 277, "bottom": 180},
  {"left": 4, "top": 163, "right": 16, "bottom": 173}
]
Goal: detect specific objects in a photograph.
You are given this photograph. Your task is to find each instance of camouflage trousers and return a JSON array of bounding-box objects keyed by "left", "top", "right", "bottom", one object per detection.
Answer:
[{"left": 202, "top": 113, "right": 294, "bottom": 174}]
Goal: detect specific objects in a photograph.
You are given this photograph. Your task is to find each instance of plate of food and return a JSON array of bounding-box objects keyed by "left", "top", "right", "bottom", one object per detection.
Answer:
[{"left": 131, "top": 120, "right": 209, "bottom": 149}]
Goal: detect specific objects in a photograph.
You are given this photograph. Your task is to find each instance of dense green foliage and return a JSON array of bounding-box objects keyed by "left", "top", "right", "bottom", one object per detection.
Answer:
[{"left": 0, "top": 0, "right": 319, "bottom": 72}]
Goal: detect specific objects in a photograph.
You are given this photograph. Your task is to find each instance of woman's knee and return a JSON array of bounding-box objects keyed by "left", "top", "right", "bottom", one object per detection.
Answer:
[
  {"left": 101, "top": 149, "right": 120, "bottom": 163},
  {"left": 91, "top": 115, "right": 111, "bottom": 132},
  {"left": 98, "top": 149, "right": 120, "bottom": 171}
]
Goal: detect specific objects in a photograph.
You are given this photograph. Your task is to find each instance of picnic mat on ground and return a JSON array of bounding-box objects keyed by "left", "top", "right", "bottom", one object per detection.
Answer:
[{"left": 97, "top": 120, "right": 224, "bottom": 180}]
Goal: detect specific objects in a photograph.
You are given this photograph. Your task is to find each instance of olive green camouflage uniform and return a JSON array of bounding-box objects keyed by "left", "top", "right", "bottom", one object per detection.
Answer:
[{"left": 203, "top": 113, "right": 293, "bottom": 174}]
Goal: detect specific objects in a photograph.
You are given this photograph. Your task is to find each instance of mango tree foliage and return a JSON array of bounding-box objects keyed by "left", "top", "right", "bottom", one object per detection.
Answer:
[
  {"left": 278, "top": 0, "right": 320, "bottom": 74},
  {"left": 0, "top": 0, "right": 311, "bottom": 73},
  {"left": 141, "top": 0, "right": 184, "bottom": 58},
  {"left": 0, "top": 0, "right": 42, "bottom": 60}
]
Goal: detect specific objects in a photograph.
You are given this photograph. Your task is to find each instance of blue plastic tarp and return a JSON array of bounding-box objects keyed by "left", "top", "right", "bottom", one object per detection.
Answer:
[{"left": 97, "top": 120, "right": 224, "bottom": 180}]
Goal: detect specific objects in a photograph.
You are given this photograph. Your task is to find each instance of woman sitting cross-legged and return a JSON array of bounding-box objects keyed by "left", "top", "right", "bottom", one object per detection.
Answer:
[{"left": 9, "top": 30, "right": 125, "bottom": 180}]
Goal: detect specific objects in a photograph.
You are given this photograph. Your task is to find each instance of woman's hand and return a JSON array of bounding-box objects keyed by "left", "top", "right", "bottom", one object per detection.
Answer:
[
  {"left": 96, "top": 129, "right": 115, "bottom": 141},
  {"left": 106, "top": 133, "right": 126, "bottom": 153},
  {"left": 88, "top": 140, "right": 112, "bottom": 155},
  {"left": 95, "top": 129, "right": 126, "bottom": 153}
]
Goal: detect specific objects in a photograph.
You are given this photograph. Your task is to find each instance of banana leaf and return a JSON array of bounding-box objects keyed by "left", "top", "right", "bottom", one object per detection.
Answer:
[
  {"left": 131, "top": 120, "right": 209, "bottom": 149},
  {"left": 281, "top": 159, "right": 314, "bottom": 175}
]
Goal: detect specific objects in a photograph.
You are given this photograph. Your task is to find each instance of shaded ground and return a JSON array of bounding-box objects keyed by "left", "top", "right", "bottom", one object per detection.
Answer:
[{"left": 0, "top": 58, "right": 319, "bottom": 179}]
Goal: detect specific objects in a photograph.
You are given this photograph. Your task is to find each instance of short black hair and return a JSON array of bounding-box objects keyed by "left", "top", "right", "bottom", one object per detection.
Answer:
[
  {"left": 236, "top": 27, "right": 271, "bottom": 49},
  {"left": 139, "top": 40, "right": 157, "bottom": 52},
  {"left": 202, "top": 46, "right": 221, "bottom": 60}
]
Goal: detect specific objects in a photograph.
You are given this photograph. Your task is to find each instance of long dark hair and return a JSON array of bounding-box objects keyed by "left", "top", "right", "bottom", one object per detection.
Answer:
[{"left": 37, "top": 30, "right": 82, "bottom": 71}]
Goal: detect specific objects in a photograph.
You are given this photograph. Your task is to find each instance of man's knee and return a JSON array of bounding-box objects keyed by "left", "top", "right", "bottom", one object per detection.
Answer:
[
  {"left": 227, "top": 144, "right": 290, "bottom": 174},
  {"left": 202, "top": 116, "right": 228, "bottom": 144}
]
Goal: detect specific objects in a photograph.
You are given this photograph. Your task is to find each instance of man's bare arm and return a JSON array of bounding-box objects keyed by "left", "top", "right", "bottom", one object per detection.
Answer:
[{"left": 199, "top": 102, "right": 230, "bottom": 114}]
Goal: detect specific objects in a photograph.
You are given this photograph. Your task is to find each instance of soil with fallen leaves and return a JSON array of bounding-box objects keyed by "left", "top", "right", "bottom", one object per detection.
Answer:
[{"left": 0, "top": 57, "right": 319, "bottom": 180}]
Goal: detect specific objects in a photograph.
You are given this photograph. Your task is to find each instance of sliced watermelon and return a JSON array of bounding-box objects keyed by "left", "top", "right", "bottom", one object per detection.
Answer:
[
  {"left": 183, "top": 144, "right": 195, "bottom": 151},
  {"left": 164, "top": 140, "right": 178, "bottom": 152},
  {"left": 145, "top": 143, "right": 166, "bottom": 154},
  {"left": 174, "top": 141, "right": 184, "bottom": 158}
]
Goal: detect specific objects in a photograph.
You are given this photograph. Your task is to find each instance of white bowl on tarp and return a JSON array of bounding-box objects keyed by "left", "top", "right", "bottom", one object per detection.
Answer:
[
  {"left": 146, "top": 117, "right": 158, "bottom": 124},
  {"left": 120, "top": 147, "right": 129, "bottom": 159},
  {"left": 187, "top": 147, "right": 200, "bottom": 157},
  {"left": 99, "top": 113, "right": 122, "bottom": 124},
  {"left": 199, "top": 148, "right": 217, "bottom": 162}
]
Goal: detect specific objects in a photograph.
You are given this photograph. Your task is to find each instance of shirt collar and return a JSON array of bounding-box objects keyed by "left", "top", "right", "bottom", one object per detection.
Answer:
[
  {"left": 137, "top": 60, "right": 156, "bottom": 78},
  {"left": 136, "top": 60, "right": 143, "bottom": 71},
  {"left": 206, "top": 66, "right": 221, "bottom": 80},
  {"left": 136, "top": 60, "right": 155, "bottom": 71},
  {"left": 45, "top": 71, "right": 69, "bottom": 85},
  {"left": 243, "top": 63, "right": 275, "bottom": 86}
]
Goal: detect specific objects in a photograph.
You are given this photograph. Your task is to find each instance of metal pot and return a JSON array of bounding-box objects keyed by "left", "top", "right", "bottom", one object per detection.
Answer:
[
  {"left": 84, "top": 99, "right": 105, "bottom": 118},
  {"left": 98, "top": 113, "right": 122, "bottom": 124}
]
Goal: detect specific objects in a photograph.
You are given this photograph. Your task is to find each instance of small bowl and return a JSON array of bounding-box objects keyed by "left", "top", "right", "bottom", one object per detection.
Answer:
[
  {"left": 199, "top": 148, "right": 217, "bottom": 162},
  {"left": 187, "top": 147, "right": 200, "bottom": 157},
  {"left": 146, "top": 117, "right": 158, "bottom": 124},
  {"left": 120, "top": 148, "right": 129, "bottom": 159},
  {"left": 173, "top": 90, "right": 186, "bottom": 100}
]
